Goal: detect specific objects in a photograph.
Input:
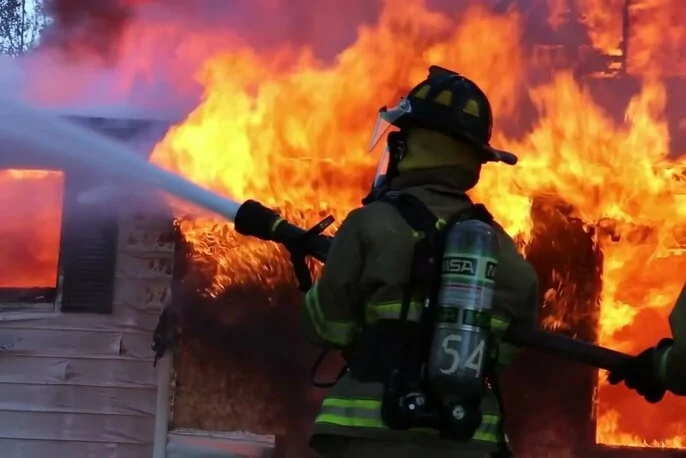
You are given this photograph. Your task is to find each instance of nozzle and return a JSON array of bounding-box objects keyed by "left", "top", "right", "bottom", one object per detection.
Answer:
[
  {"left": 234, "top": 200, "right": 282, "bottom": 241},
  {"left": 233, "top": 198, "right": 334, "bottom": 266}
]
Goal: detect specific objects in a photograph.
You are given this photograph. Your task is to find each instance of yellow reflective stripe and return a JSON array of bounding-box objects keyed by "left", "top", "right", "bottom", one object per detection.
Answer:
[
  {"left": 270, "top": 217, "right": 285, "bottom": 234},
  {"left": 322, "top": 398, "right": 381, "bottom": 409},
  {"left": 305, "top": 284, "right": 325, "bottom": 329},
  {"left": 316, "top": 398, "right": 385, "bottom": 428},
  {"left": 304, "top": 283, "right": 357, "bottom": 346},
  {"left": 490, "top": 315, "right": 509, "bottom": 335},
  {"left": 317, "top": 413, "right": 384, "bottom": 428},
  {"left": 473, "top": 430, "right": 499, "bottom": 443},
  {"left": 489, "top": 315, "right": 514, "bottom": 365},
  {"left": 658, "top": 345, "right": 672, "bottom": 383},
  {"left": 315, "top": 396, "right": 502, "bottom": 443},
  {"left": 366, "top": 301, "right": 424, "bottom": 322}
]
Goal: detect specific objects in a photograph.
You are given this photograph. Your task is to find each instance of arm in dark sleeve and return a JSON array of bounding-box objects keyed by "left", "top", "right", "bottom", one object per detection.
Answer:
[{"left": 301, "top": 209, "right": 365, "bottom": 349}]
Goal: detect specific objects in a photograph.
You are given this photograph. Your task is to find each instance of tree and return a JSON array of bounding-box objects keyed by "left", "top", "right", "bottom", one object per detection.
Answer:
[{"left": 0, "top": 0, "right": 46, "bottom": 55}]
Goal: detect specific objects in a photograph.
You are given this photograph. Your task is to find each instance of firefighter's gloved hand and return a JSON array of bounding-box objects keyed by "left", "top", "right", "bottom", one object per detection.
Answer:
[{"left": 608, "top": 340, "right": 671, "bottom": 404}]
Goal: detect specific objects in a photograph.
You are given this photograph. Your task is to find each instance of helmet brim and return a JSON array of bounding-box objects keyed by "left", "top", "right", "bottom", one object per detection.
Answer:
[
  {"left": 481, "top": 144, "right": 518, "bottom": 166},
  {"left": 457, "top": 130, "right": 518, "bottom": 166}
]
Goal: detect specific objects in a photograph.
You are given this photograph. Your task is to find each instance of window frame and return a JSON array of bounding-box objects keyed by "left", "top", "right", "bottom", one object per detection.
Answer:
[
  {"left": 0, "top": 167, "right": 65, "bottom": 313},
  {"left": 0, "top": 165, "right": 121, "bottom": 315}
]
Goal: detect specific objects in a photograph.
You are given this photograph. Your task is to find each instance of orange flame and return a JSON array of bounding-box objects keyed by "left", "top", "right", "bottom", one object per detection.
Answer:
[
  {"left": 0, "top": 170, "right": 64, "bottom": 288},
  {"left": 141, "top": 0, "right": 686, "bottom": 449}
]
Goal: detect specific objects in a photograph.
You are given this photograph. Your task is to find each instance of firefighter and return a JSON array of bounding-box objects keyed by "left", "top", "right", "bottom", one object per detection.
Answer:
[
  {"left": 300, "top": 66, "right": 539, "bottom": 458},
  {"left": 608, "top": 283, "right": 686, "bottom": 402}
]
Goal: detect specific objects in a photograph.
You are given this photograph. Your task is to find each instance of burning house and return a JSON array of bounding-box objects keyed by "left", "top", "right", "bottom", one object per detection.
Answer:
[{"left": 2, "top": 0, "right": 686, "bottom": 457}]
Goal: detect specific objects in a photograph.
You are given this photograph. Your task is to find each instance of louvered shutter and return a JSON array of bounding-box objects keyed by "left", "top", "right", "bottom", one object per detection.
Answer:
[{"left": 60, "top": 171, "right": 119, "bottom": 314}]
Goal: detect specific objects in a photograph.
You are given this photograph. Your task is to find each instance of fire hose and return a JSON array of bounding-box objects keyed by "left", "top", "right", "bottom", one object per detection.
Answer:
[{"left": 233, "top": 199, "right": 633, "bottom": 372}]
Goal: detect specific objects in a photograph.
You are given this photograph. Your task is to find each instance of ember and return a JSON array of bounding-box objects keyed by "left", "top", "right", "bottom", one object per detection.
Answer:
[{"left": 0, "top": 170, "right": 63, "bottom": 288}]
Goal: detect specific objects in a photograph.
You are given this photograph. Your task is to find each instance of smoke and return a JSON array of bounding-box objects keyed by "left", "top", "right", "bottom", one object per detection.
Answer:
[
  {"left": 4, "top": 0, "right": 521, "bottom": 119},
  {"left": 16, "top": 0, "right": 516, "bottom": 121},
  {"left": 40, "top": 0, "right": 381, "bottom": 59},
  {"left": 0, "top": 55, "right": 24, "bottom": 98},
  {"left": 10, "top": 0, "right": 370, "bottom": 118},
  {"left": 39, "top": 0, "right": 511, "bottom": 60},
  {"left": 41, "top": 0, "right": 139, "bottom": 59}
]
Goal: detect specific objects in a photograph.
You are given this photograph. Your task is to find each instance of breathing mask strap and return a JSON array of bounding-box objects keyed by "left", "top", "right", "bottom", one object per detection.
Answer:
[
  {"left": 386, "top": 130, "right": 406, "bottom": 180},
  {"left": 361, "top": 130, "right": 408, "bottom": 205}
]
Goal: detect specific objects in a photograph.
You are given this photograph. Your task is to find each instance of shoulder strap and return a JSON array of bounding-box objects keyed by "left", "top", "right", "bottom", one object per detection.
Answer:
[
  {"left": 465, "top": 203, "right": 494, "bottom": 225},
  {"left": 381, "top": 191, "right": 494, "bottom": 233},
  {"left": 381, "top": 191, "right": 439, "bottom": 236},
  {"left": 378, "top": 192, "right": 438, "bottom": 323},
  {"left": 378, "top": 192, "right": 495, "bottom": 321}
]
